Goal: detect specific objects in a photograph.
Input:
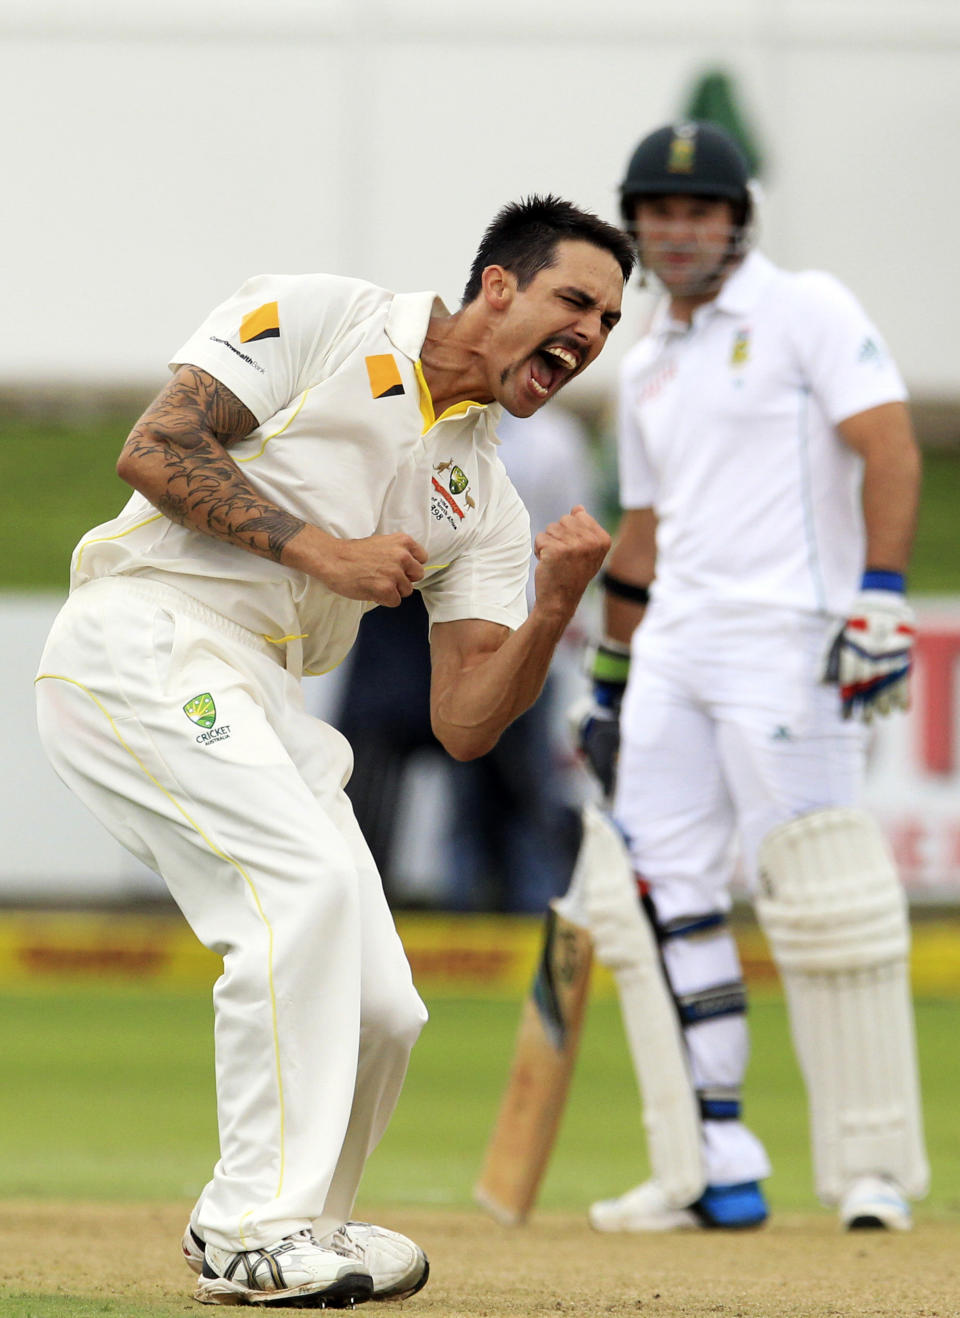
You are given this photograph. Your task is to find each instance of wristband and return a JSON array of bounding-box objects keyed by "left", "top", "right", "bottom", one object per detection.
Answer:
[
  {"left": 588, "top": 637, "right": 632, "bottom": 687},
  {"left": 860, "top": 568, "right": 906, "bottom": 593},
  {"left": 601, "top": 570, "right": 651, "bottom": 606}
]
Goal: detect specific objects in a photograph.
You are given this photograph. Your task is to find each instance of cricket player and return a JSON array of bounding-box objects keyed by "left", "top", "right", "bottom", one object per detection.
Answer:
[
  {"left": 577, "top": 124, "right": 927, "bottom": 1231},
  {"left": 35, "top": 196, "right": 633, "bottom": 1307}
]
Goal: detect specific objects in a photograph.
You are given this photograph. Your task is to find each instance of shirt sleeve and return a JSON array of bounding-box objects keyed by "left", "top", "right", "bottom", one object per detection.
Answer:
[
  {"left": 616, "top": 349, "right": 658, "bottom": 510},
  {"left": 419, "top": 478, "right": 531, "bottom": 633},
  {"left": 168, "top": 273, "right": 388, "bottom": 424},
  {"left": 789, "top": 271, "right": 908, "bottom": 425}
]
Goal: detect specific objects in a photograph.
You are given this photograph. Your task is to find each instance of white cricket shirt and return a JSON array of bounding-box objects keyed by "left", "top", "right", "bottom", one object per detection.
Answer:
[
  {"left": 72, "top": 273, "right": 531, "bottom": 674},
  {"left": 617, "top": 251, "right": 908, "bottom": 618}
]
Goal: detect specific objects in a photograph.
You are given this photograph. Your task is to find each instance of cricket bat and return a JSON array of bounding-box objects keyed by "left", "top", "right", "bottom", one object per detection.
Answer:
[{"left": 473, "top": 902, "right": 593, "bottom": 1225}]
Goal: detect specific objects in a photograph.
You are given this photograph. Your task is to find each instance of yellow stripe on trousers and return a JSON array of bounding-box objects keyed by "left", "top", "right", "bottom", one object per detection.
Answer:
[{"left": 35, "top": 672, "right": 287, "bottom": 1206}]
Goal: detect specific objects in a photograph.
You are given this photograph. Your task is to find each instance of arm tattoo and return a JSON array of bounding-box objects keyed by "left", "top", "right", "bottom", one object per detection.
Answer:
[{"left": 122, "top": 365, "right": 307, "bottom": 562}]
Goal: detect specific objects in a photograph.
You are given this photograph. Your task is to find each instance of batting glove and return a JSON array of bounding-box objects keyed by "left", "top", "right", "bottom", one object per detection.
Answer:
[
  {"left": 824, "top": 571, "right": 915, "bottom": 722},
  {"left": 570, "top": 639, "right": 631, "bottom": 797}
]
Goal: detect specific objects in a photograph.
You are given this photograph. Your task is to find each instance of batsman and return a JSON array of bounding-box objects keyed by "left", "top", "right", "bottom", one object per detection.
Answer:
[{"left": 575, "top": 121, "right": 928, "bottom": 1232}]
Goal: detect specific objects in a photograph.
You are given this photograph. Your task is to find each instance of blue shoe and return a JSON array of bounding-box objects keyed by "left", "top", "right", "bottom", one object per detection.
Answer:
[
  {"left": 693, "top": 1180, "right": 768, "bottom": 1228},
  {"left": 590, "top": 1179, "right": 767, "bottom": 1232}
]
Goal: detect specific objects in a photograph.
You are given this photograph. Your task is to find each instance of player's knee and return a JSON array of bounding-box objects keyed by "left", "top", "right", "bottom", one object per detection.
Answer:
[
  {"left": 362, "top": 981, "right": 428, "bottom": 1052},
  {"left": 658, "top": 909, "right": 747, "bottom": 1024},
  {"left": 756, "top": 806, "right": 907, "bottom": 972}
]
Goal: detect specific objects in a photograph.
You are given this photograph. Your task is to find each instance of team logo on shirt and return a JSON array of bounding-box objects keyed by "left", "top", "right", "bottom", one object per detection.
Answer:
[
  {"left": 183, "top": 693, "right": 217, "bottom": 728},
  {"left": 365, "top": 353, "right": 405, "bottom": 399},
  {"left": 730, "top": 328, "right": 750, "bottom": 366},
  {"left": 183, "top": 692, "right": 232, "bottom": 746},
  {"left": 431, "top": 460, "right": 475, "bottom": 528},
  {"left": 239, "top": 302, "right": 280, "bottom": 343},
  {"left": 857, "top": 337, "right": 884, "bottom": 368}
]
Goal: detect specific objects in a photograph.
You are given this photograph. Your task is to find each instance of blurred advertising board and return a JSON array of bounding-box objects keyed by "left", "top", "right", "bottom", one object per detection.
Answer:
[{"left": 863, "top": 601, "right": 960, "bottom": 900}]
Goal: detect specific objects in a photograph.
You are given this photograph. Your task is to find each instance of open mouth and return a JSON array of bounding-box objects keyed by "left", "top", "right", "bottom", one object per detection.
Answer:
[{"left": 528, "top": 342, "right": 581, "bottom": 399}]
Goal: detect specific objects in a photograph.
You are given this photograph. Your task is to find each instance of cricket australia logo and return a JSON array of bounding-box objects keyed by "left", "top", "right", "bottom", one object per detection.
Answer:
[
  {"left": 431, "top": 459, "right": 476, "bottom": 529},
  {"left": 183, "top": 693, "right": 232, "bottom": 746}
]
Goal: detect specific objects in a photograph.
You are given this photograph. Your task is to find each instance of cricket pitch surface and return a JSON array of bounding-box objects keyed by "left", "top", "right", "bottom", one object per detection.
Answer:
[{"left": 0, "top": 1201, "right": 957, "bottom": 1317}]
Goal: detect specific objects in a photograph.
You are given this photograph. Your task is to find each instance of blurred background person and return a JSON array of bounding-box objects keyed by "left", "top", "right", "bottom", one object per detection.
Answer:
[{"left": 330, "top": 590, "right": 439, "bottom": 905}]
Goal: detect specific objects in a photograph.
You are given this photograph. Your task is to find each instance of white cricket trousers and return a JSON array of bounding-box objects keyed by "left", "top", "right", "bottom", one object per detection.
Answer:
[
  {"left": 35, "top": 577, "right": 428, "bottom": 1251},
  {"left": 614, "top": 602, "right": 865, "bottom": 1187}
]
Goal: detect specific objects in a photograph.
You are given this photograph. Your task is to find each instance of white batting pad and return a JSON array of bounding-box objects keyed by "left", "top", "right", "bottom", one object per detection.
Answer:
[
  {"left": 556, "top": 806, "right": 705, "bottom": 1206},
  {"left": 756, "top": 808, "right": 928, "bottom": 1202}
]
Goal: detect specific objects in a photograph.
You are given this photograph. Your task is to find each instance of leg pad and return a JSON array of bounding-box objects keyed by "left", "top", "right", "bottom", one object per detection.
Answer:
[{"left": 757, "top": 808, "right": 928, "bottom": 1202}]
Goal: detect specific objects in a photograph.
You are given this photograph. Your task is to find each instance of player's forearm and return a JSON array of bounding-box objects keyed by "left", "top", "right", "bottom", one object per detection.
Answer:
[
  {"left": 118, "top": 364, "right": 311, "bottom": 566},
  {"left": 118, "top": 422, "right": 310, "bottom": 564},
  {"left": 602, "top": 508, "right": 656, "bottom": 642},
  {"left": 604, "top": 594, "right": 647, "bottom": 645},
  {"left": 119, "top": 430, "right": 425, "bottom": 603},
  {"left": 433, "top": 507, "right": 610, "bottom": 759},
  {"left": 860, "top": 443, "right": 921, "bottom": 576},
  {"left": 432, "top": 605, "right": 569, "bottom": 760}
]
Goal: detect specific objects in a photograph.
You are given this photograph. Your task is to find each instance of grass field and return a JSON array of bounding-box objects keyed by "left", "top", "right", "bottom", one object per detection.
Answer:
[
  {"left": 1, "top": 984, "right": 957, "bottom": 1216},
  {"left": 0, "top": 982, "right": 958, "bottom": 1316},
  {"left": 2, "top": 411, "right": 960, "bottom": 591}
]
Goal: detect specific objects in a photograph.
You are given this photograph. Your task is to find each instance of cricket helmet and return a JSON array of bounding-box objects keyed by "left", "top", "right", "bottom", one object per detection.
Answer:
[{"left": 619, "top": 121, "right": 752, "bottom": 225}]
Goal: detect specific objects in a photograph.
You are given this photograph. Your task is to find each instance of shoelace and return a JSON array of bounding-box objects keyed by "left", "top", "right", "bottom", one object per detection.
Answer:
[{"left": 316, "top": 1227, "right": 362, "bottom": 1261}]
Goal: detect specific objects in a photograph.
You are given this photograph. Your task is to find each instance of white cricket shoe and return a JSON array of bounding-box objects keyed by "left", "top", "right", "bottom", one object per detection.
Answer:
[
  {"left": 184, "top": 1220, "right": 429, "bottom": 1302},
  {"left": 589, "top": 1178, "right": 768, "bottom": 1232},
  {"left": 589, "top": 1180, "right": 701, "bottom": 1232},
  {"left": 321, "top": 1222, "right": 429, "bottom": 1302},
  {"left": 840, "top": 1175, "right": 912, "bottom": 1231},
  {"left": 194, "top": 1227, "right": 373, "bottom": 1307},
  {"left": 182, "top": 1224, "right": 205, "bottom": 1275}
]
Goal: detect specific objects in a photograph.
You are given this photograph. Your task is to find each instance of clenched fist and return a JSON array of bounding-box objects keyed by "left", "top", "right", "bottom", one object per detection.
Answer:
[
  {"left": 533, "top": 506, "right": 611, "bottom": 623},
  {"left": 298, "top": 528, "right": 428, "bottom": 607}
]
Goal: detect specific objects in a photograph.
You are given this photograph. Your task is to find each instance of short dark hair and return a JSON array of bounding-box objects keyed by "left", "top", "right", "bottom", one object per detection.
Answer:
[{"left": 461, "top": 194, "right": 635, "bottom": 305}]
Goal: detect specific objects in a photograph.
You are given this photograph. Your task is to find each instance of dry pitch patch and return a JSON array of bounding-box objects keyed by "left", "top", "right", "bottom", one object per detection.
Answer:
[{"left": 0, "top": 1202, "right": 957, "bottom": 1317}]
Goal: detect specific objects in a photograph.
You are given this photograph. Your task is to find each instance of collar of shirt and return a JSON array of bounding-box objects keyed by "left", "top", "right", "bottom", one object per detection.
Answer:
[
  {"left": 712, "top": 249, "right": 777, "bottom": 316},
  {"left": 385, "top": 288, "right": 501, "bottom": 436},
  {"left": 413, "top": 359, "right": 502, "bottom": 437},
  {"left": 385, "top": 289, "right": 447, "bottom": 359},
  {"left": 649, "top": 249, "right": 778, "bottom": 342}
]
